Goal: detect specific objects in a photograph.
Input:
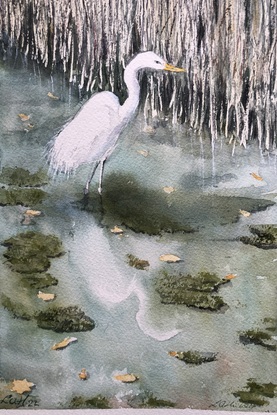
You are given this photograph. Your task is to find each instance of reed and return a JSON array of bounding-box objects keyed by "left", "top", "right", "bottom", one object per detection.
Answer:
[{"left": 0, "top": 0, "right": 276, "bottom": 147}]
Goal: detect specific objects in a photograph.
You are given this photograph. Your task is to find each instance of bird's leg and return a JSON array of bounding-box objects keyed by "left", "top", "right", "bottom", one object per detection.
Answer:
[
  {"left": 98, "top": 160, "right": 105, "bottom": 195},
  {"left": 84, "top": 162, "right": 100, "bottom": 195}
]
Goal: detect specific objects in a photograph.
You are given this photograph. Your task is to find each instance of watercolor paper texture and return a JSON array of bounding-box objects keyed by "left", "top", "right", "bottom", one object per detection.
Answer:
[{"left": 0, "top": 0, "right": 277, "bottom": 412}]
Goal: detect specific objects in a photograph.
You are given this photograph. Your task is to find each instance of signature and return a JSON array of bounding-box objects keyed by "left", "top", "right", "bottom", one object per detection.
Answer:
[
  {"left": 209, "top": 399, "right": 255, "bottom": 409},
  {"left": 0, "top": 394, "right": 39, "bottom": 408}
]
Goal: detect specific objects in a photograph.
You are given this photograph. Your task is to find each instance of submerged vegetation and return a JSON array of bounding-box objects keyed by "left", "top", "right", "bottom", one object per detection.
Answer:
[
  {"left": 233, "top": 379, "right": 277, "bottom": 406},
  {"left": 36, "top": 306, "right": 95, "bottom": 332},
  {"left": 0, "top": 167, "right": 48, "bottom": 187},
  {"left": 240, "top": 225, "right": 277, "bottom": 249},
  {"left": 0, "top": 0, "right": 276, "bottom": 147},
  {"left": 155, "top": 271, "right": 229, "bottom": 311},
  {"left": 239, "top": 318, "right": 277, "bottom": 351},
  {"left": 168, "top": 350, "right": 217, "bottom": 365}
]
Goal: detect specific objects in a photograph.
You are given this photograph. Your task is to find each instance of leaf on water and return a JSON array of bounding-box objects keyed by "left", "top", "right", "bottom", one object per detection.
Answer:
[
  {"left": 168, "top": 351, "right": 177, "bottom": 357},
  {"left": 37, "top": 291, "right": 56, "bottom": 301},
  {"left": 78, "top": 368, "right": 88, "bottom": 380},
  {"left": 51, "top": 337, "right": 78, "bottom": 350},
  {"left": 114, "top": 373, "right": 139, "bottom": 383},
  {"left": 143, "top": 125, "right": 155, "bottom": 134},
  {"left": 110, "top": 225, "right": 124, "bottom": 234},
  {"left": 223, "top": 273, "right": 237, "bottom": 280},
  {"left": 250, "top": 172, "right": 263, "bottom": 181},
  {"left": 18, "top": 113, "right": 30, "bottom": 121},
  {"left": 137, "top": 149, "right": 149, "bottom": 157},
  {"left": 27, "top": 123, "right": 34, "bottom": 129},
  {"left": 159, "top": 254, "right": 181, "bottom": 263},
  {"left": 163, "top": 186, "right": 176, "bottom": 194},
  {"left": 239, "top": 209, "right": 251, "bottom": 217},
  {"left": 47, "top": 92, "right": 59, "bottom": 100},
  {"left": 25, "top": 209, "right": 42, "bottom": 216},
  {"left": 10, "top": 379, "right": 35, "bottom": 394}
]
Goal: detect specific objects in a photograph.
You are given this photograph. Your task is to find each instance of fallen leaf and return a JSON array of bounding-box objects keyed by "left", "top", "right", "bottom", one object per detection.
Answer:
[
  {"left": 143, "top": 125, "right": 155, "bottom": 134},
  {"left": 239, "top": 209, "right": 251, "bottom": 217},
  {"left": 10, "top": 379, "right": 35, "bottom": 394},
  {"left": 51, "top": 337, "right": 77, "bottom": 350},
  {"left": 163, "top": 186, "right": 176, "bottom": 194},
  {"left": 127, "top": 254, "right": 149, "bottom": 270},
  {"left": 223, "top": 273, "right": 237, "bottom": 280},
  {"left": 78, "top": 368, "right": 88, "bottom": 380},
  {"left": 110, "top": 225, "right": 124, "bottom": 234},
  {"left": 37, "top": 291, "right": 56, "bottom": 301},
  {"left": 47, "top": 92, "right": 59, "bottom": 100},
  {"left": 25, "top": 209, "right": 42, "bottom": 216},
  {"left": 27, "top": 123, "right": 34, "bottom": 129},
  {"left": 114, "top": 373, "right": 139, "bottom": 383},
  {"left": 168, "top": 351, "right": 177, "bottom": 357},
  {"left": 250, "top": 172, "right": 263, "bottom": 181},
  {"left": 18, "top": 113, "right": 30, "bottom": 121},
  {"left": 137, "top": 149, "right": 149, "bottom": 157},
  {"left": 159, "top": 254, "right": 181, "bottom": 263}
]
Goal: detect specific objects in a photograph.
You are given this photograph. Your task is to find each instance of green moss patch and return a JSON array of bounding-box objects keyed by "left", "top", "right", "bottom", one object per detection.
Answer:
[
  {"left": 127, "top": 254, "right": 149, "bottom": 270},
  {"left": 128, "top": 391, "right": 175, "bottom": 408},
  {"left": 2, "top": 231, "right": 64, "bottom": 273},
  {"left": 1, "top": 294, "right": 32, "bottom": 320},
  {"left": 69, "top": 395, "right": 110, "bottom": 409},
  {"left": 35, "top": 306, "right": 95, "bottom": 332},
  {"left": 0, "top": 188, "right": 47, "bottom": 206},
  {"left": 0, "top": 167, "right": 48, "bottom": 187},
  {"left": 240, "top": 225, "right": 277, "bottom": 249},
  {"left": 21, "top": 273, "right": 58, "bottom": 289},
  {"left": 169, "top": 350, "right": 217, "bottom": 365},
  {"left": 155, "top": 271, "right": 229, "bottom": 311},
  {"left": 239, "top": 330, "right": 276, "bottom": 351},
  {"left": 233, "top": 379, "right": 277, "bottom": 406}
]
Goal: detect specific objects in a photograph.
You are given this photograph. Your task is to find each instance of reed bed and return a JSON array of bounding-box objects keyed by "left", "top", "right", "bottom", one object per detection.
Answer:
[{"left": 0, "top": 0, "right": 276, "bottom": 147}]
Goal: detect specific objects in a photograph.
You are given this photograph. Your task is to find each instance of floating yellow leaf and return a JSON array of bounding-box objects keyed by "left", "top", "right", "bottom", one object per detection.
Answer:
[
  {"left": 168, "top": 351, "right": 177, "bottom": 357},
  {"left": 110, "top": 225, "right": 124, "bottom": 234},
  {"left": 25, "top": 209, "right": 42, "bottom": 216},
  {"left": 10, "top": 379, "right": 35, "bottom": 394},
  {"left": 224, "top": 273, "right": 237, "bottom": 280},
  {"left": 51, "top": 337, "right": 77, "bottom": 350},
  {"left": 18, "top": 113, "right": 30, "bottom": 121},
  {"left": 159, "top": 254, "right": 181, "bottom": 263},
  {"left": 163, "top": 186, "right": 176, "bottom": 194},
  {"left": 250, "top": 172, "right": 263, "bottom": 181},
  {"left": 137, "top": 149, "right": 149, "bottom": 157},
  {"left": 47, "top": 92, "right": 59, "bottom": 100},
  {"left": 27, "top": 123, "right": 34, "bottom": 129},
  {"left": 239, "top": 209, "right": 251, "bottom": 217},
  {"left": 78, "top": 368, "right": 88, "bottom": 380},
  {"left": 37, "top": 291, "right": 56, "bottom": 301},
  {"left": 114, "top": 373, "right": 139, "bottom": 383}
]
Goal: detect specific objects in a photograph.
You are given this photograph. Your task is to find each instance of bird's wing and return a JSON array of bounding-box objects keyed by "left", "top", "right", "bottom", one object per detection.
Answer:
[{"left": 47, "top": 91, "right": 121, "bottom": 174}]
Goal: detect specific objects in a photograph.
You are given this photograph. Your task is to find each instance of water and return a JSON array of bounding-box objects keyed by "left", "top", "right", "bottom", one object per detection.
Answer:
[{"left": 0, "top": 60, "right": 277, "bottom": 411}]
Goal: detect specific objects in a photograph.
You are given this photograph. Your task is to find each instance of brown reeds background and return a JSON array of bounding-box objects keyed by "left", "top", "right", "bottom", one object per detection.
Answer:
[{"left": 0, "top": 0, "right": 276, "bottom": 147}]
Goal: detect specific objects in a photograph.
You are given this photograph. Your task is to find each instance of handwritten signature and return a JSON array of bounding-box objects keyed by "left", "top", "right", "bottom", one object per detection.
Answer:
[
  {"left": 0, "top": 394, "right": 39, "bottom": 408},
  {"left": 209, "top": 399, "right": 255, "bottom": 409}
]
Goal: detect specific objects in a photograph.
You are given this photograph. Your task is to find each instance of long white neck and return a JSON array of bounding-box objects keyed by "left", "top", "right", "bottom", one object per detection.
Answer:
[{"left": 119, "top": 61, "right": 140, "bottom": 121}]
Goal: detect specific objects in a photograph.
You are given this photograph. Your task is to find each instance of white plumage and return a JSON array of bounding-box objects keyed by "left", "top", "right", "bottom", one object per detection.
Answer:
[{"left": 47, "top": 51, "right": 185, "bottom": 194}]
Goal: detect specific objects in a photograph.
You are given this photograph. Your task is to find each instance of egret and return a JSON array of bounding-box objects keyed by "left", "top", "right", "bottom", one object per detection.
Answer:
[{"left": 47, "top": 51, "right": 185, "bottom": 194}]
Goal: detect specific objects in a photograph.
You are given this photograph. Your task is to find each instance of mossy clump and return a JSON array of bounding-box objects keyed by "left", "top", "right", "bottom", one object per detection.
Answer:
[
  {"left": 21, "top": 273, "right": 58, "bottom": 289},
  {"left": 2, "top": 231, "right": 64, "bottom": 273},
  {"left": 0, "top": 188, "right": 47, "bottom": 206},
  {"left": 169, "top": 350, "right": 217, "bottom": 365},
  {"left": 239, "top": 329, "right": 276, "bottom": 351},
  {"left": 35, "top": 306, "right": 95, "bottom": 332},
  {"left": 0, "top": 167, "right": 48, "bottom": 187},
  {"left": 69, "top": 395, "right": 110, "bottom": 409},
  {"left": 127, "top": 254, "right": 149, "bottom": 270},
  {"left": 240, "top": 225, "right": 277, "bottom": 249},
  {"left": 155, "top": 271, "right": 229, "bottom": 311},
  {"left": 233, "top": 379, "right": 277, "bottom": 406},
  {"left": 1, "top": 294, "right": 32, "bottom": 320},
  {"left": 128, "top": 391, "right": 175, "bottom": 408}
]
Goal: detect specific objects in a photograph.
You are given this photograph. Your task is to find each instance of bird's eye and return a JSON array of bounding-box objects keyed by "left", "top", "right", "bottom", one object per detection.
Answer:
[{"left": 154, "top": 60, "right": 162, "bottom": 65}]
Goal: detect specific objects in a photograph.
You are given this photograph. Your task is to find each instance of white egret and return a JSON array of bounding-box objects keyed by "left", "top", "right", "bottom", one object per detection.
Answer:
[{"left": 47, "top": 51, "right": 185, "bottom": 194}]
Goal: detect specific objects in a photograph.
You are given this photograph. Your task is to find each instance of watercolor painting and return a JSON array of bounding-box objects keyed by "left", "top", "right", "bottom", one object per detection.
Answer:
[{"left": 0, "top": 0, "right": 277, "bottom": 412}]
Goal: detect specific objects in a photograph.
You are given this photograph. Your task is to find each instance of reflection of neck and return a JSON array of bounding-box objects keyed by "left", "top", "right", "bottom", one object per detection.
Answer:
[{"left": 120, "top": 62, "right": 140, "bottom": 120}]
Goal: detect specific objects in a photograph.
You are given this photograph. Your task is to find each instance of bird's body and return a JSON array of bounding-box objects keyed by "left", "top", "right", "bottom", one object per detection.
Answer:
[{"left": 47, "top": 51, "right": 185, "bottom": 193}]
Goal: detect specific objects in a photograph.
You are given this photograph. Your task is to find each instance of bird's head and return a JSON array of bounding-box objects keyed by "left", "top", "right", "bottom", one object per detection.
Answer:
[{"left": 131, "top": 51, "right": 186, "bottom": 73}]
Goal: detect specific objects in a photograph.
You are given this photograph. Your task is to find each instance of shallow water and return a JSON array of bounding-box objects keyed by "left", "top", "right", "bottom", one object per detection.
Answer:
[{"left": 0, "top": 60, "right": 277, "bottom": 411}]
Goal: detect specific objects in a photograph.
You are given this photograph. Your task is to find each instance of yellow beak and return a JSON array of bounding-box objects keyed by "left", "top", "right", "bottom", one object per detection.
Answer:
[{"left": 164, "top": 63, "right": 186, "bottom": 73}]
